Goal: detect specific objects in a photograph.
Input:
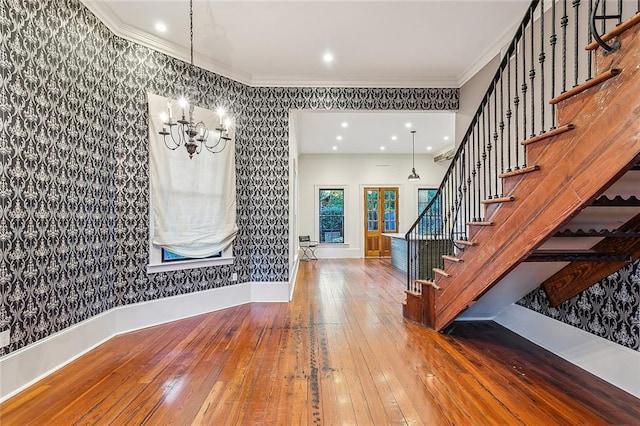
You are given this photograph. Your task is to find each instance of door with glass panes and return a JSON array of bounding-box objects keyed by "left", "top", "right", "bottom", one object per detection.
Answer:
[{"left": 364, "top": 187, "right": 399, "bottom": 257}]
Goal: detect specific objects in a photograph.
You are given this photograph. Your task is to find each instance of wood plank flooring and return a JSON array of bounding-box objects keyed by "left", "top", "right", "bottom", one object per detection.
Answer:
[{"left": 1, "top": 259, "right": 638, "bottom": 425}]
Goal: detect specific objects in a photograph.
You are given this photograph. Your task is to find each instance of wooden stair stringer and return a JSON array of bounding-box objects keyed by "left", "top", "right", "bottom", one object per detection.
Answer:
[{"left": 430, "top": 25, "right": 640, "bottom": 331}]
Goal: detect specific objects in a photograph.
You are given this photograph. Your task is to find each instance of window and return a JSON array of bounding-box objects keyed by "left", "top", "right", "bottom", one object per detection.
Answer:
[
  {"left": 319, "top": 188, "right": 344, "bottom": 243},
  {"left": 418, "top": 188, "right": 442, "bottom": 235},
  {"left": 162, "top": 248, "right": 222, "bottom": 262}
]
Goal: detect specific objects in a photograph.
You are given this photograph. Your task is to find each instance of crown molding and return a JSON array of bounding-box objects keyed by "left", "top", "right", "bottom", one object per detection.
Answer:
[
  {"left": 249, "top": 76, "right": 459, "bottom": 89},
  {"left": 456, "top": 19, "right": 520, "bottom": 87},
  {"left": 82, "top": 0, "right": 508, "bottom": 89},
  {"left": 80, "top": 0, "right": 254, "bottom": 85}
]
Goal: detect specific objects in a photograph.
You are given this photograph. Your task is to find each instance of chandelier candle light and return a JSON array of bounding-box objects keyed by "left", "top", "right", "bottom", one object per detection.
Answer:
[
  {"left": 407, "top": 130, "right": 420, "bottom": 181},
  {"left": 158, "top": 0, "right": 231, "bottom": 158}
]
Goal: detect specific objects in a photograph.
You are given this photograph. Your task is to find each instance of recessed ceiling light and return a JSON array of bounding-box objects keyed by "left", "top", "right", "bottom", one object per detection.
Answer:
[
  {"left": 405, "top": 122, "right": 412, "bottom": 128},
  {"left": 427, "top": 146, "right": 433, "bottom": 151},
  {"left": 391, "top": 135, "right": 397, "bottom": 141},
  {"left": 155, "top": 22, "right": 167, "bottom": 33},
  {"left": 332, "top": 146, "right": 337, "bottom": 151},
  {"left": 380, "top": 146, "right": 385, "bottom": 151},
  {"left": 443, "top": 136, "right": 450, "bottom": 141},
  {"left": 323, "top": 52, "right": 334, "bottom": 64},
  {"left": 336, "top": 135, "right": 342, "bottom": 141},
  {"left": 341, "top": 122, "right": 348, "bottom": 128}
]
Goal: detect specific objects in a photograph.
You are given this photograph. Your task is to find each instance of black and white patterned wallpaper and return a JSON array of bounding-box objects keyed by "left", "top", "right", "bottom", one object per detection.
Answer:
[
  {"left": 518, "top": 260, "right": 640, "bottom": 351},
  {"left": 0, "top": 0, "right": 459, "bottom": 355}
]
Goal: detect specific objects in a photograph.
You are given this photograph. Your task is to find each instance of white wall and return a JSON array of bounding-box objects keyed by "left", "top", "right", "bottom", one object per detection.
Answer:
[
  {"left": 298, "top": 153, "right": 448, "bottom": 257},
  {"left": 455, "top": 54, "right": 500, "bottom": 148},
  {"left": 288, "top": 113, "right": 300, "bottom": 269}
]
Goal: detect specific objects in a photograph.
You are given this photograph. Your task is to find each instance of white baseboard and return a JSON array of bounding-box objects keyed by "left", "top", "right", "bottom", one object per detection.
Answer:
[
  {"left": 495, "top": 304, "right": 640, "bottom": 398},
  {"left": 0, "top": 281, "right": 291, "bottom": 402},
  {"left": 288, "top": 258, "right": 299, "bottom": 301},
  {"left": 315, "top": 247, "right": 362, "bottom": 258}
]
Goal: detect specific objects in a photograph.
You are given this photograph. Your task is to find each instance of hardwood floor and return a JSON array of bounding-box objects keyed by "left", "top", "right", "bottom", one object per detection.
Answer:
[{"left": 1, "top": 259, "right": 638, "bottom": 425}]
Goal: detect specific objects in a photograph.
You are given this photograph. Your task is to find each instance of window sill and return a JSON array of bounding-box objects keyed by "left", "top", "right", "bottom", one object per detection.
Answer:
[{"left": 147, "top": 256, "right": 234, "bottom": 274}]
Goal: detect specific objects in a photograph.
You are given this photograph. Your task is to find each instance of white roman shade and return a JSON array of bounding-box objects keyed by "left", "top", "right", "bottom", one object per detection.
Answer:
[{"left": 147, "top": 92, "right": 237, "bottom": 257}]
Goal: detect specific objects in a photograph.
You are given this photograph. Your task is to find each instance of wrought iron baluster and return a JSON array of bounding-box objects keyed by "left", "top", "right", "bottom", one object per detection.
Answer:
[
  {"left": 486, "top": 95, "right": 493, "bottom": 199},
  {"left": 522, "top": 17, "right": 528, "bottom": 144},
  {"left": 551, "top": 0, "right": 557, "bottom": 129},
  {"left": 573, "top": 0, "right": 581, "bottom": 87},
  {"left": 463, "top": 151, "right": 469, "bottom": 240},
  {"left": 465, "top": 148, "right": 472, "bottom": 234},
  {"left": 478, "top": 109, "right": 489, "bottom": 206},
  {"left": 540, "top": 0, "right": 546, "bottom": 133},
  {"left": 587, "top": 0, "right": 593, "bottom": 80},
  {"left": 476, "top": 122, "right": 482, "bottom": 220},
  {"left": 493, "top": 89, "right": 499, "bottom": 197},
  {"left": 500, "top": 69, "right": 505, "bottom": 181},
  {"left": 617, "top": 0, "right": 622, "bottom": 23},
  {"left": 530, "top": 6, "right": 536, "bottom": 139},
  {"left": 506, "top": 58, "right": 513, "bottom": 172},
  {"left": 514, "top": 32, "right": 520, "bottom": 169},
  {"left": 470, "top": 129, "right": 476, "bottom": 221},
  {"left": 561, "top": 0, "right": 568, "bottom": 93}
]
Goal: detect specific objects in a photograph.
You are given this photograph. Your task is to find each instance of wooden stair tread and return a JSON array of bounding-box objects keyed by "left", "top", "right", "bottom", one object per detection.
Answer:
[
  {"left": 586, "top": 12, "right": 640, "bottom": 50},
  {"left": 499, "top": 165, "right": 540, "bottom": 178},
  {"left": 549, "top": 69, "right": 621, "bottom": 105},
  {"left": 521, "top": 124, "right": 575, "bottom": 145},
  {"left": 442, "top": 255, "right": 463, "bottom": 263},
  {"left": 454, "top": 239, "right": 477, "bottom": 247},
  {"left": 481, "top": 195, "right": 516, "bottom": 205},
  {"left": 467, "top": 221, "right": 493, "bottom": 226},
  {"left": 433, "top": 268, "right": 450, "bottom": 278},
  {"left": 415, "top": 279, "right": 441, "bottom": 290},
  {"left": 525, "top": 249, "right": 632, "bottom": 262}
]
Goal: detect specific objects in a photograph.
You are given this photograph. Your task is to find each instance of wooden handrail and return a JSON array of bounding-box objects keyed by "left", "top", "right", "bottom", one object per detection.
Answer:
[
  {"left": 549, "top": 69, "right": 621, "bottom": 105},
  {"left": 586, "top": 12, "right": 640, "bottom": 50}
]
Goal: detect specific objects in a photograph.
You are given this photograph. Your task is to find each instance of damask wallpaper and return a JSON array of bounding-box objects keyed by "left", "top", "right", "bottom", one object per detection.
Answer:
[
  {"left": 518, "top": 260, "right": 640, "bottom": 351},
  {"left": 0, "top": 0, "right": 459, "bottom": 355}
]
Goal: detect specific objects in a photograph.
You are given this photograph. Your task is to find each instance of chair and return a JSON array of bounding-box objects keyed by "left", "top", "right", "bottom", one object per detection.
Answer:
[{"left": 299, "top": 235, "right": 318, "bottom": 261}]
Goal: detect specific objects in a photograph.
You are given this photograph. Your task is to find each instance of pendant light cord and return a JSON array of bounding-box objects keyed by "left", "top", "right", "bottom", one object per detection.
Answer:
[{"left": 411, "top": 130, "right": 416, "bottom": 168}]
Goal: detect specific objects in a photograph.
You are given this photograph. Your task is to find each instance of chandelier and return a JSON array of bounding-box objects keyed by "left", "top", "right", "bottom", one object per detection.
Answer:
[
  {"left": 158, "top": 0, "right": 231, "bottom": 158},
  {"left": 407, "top": 130, "right": 421, "bottom": 181}
]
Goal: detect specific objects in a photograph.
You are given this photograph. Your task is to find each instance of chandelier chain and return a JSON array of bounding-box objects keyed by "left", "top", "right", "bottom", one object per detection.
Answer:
[
  {"left": 190, "top": 0, "right": 194, "bottom": 66},
  {"left": 158, "top": 0, "right": 231, "bottom": 158}
]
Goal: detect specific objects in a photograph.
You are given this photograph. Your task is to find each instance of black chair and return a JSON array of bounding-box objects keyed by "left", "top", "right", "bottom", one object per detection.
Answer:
[{"left": 299, "top": 235, "right": 318, "bottom": 261}]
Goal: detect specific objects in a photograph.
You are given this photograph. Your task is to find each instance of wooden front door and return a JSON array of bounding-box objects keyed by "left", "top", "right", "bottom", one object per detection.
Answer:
[{"left": 364, "top": 187, "right": 399, "bottom": 257}]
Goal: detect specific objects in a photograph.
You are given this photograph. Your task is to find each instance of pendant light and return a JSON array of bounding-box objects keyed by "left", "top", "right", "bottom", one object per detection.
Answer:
[{"left": 407, "top": 130, "right": 420, "bottom": 181}]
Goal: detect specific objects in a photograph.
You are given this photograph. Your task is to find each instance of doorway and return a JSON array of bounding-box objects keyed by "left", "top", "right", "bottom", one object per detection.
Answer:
[{"left": 364, "top": 187, "right": 399, "bottom": 257}]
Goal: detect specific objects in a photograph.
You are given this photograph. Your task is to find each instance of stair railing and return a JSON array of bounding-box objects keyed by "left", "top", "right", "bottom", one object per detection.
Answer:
[
  {"left": 590, "top": 0, "right": 623, "bottom": 54},
  {"left": 405, "top": 0, "right": 637, "bottom": 293}
]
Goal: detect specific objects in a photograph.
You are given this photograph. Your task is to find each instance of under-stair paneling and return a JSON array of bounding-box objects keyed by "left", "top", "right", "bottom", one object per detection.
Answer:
[
  {"left": 518, "top": 258, "right": 640, "bottom": 351},
  {"left": 433, "top": 23, "right": 640, "bottom": 330},
  {"left": 542, "top": 215, "right": 640, "bottom": 305}
]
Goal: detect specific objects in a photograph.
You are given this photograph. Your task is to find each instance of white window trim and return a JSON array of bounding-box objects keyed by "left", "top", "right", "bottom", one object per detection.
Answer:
[
  {"left": 147, "top": 244, "right": 234, "bottom": 274},
  {"left": 314, "top": 185, "right": 348, "bottom": 245}
]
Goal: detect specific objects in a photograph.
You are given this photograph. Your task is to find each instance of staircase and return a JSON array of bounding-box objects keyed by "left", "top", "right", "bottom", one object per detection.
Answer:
[{"left": 403, "top": 2, "right": 640, "bottom": 332}]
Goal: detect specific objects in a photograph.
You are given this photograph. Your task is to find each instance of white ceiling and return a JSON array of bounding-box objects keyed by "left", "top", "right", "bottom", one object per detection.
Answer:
[
  {"left": 82, "top": 0, "right": 531, "bottom": 154},
  {"left": 294, "top": 110, "right": 455, "bottom": 154}
]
